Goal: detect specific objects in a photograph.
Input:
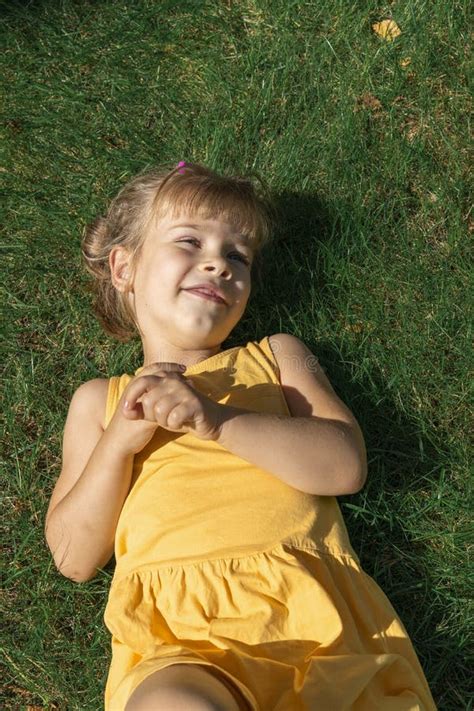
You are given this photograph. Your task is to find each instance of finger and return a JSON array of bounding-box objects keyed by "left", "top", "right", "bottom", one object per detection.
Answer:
[
  {"left": 124, "top": 369, "right": 190, "bottom": 413},
  {"left": 125, "top": 377, "right": 190, "bottom": 418},
  {"left": 182, "top": 374, "right": 197, "bottom": 389},
  {"left": 148, "top": 393, "right": 181, "bottom": 423},
  {"left": 122, "top": 400, "right": 145, "bottom": 420},
  {"left": 165, "top": 403, "right": 191, "bottom": 430},
  {"left": 124, "top": 374, "right": 166, "bottom": 412},
  {"left": 140, "top": 362, "right": 187, "bottom": 375}
]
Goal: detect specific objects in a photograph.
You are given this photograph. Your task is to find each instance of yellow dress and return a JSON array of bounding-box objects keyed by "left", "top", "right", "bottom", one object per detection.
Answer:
[{"left": 103, "top": 336, "right": 437, "bottom": 711}]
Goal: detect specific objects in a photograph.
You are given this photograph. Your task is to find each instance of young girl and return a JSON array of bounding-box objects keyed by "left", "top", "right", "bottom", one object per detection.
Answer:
[{"left": 45, "top": 162, "right": 436, "bottom": 711}]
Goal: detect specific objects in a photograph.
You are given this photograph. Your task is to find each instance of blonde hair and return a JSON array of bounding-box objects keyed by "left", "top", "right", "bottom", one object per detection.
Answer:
[{"left": 81, "top": 161, "right": 277, "bottom": 342}]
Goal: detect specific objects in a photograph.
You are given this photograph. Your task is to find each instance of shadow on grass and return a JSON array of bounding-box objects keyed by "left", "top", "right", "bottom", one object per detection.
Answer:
[{"left": 240, "top": 189, "right": 468, "bottom": 709}]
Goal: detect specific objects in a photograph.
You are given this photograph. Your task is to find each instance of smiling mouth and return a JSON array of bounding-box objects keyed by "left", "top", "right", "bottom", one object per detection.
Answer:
[{"left": 184, "top": 288, "right": 227, "bottom": 305}]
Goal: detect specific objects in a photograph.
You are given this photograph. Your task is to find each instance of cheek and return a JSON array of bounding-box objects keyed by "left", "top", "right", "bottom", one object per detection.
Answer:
[
  {"left": 235, "top": 281, "right": 251, "bottom": 307},
  {"left": 146, "top": 253, "right": 180, "bottom": 277},
  {"left": 242, "top": 273, "right": 252, "bottom": 292}
]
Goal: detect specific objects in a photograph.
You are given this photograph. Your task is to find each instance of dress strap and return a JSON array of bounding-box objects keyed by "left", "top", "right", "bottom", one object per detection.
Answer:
[
  {"left": 258, "top": 335, "right": 277, "bottom": 367},
  {"left": 251, "top": 335, "right": 280, "bottom": 382},
  {"left": 105, "top": 376, "right": 123, "bottom": 429}
]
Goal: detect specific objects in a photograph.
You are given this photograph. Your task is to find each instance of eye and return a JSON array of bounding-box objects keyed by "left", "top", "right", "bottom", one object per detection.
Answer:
[
  {"left": 178, "top": 238, "right": 249, "bottom": 265},
  {"left": 179, "top": 237, "right": 201, "bottom": 247},
  {"left": 231, "top": 253, "right": 250, "bottom": 265}
]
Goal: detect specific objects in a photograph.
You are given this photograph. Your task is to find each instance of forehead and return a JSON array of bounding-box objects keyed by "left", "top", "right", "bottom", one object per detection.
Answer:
[{"left": 154, "top": 213, "right": 249, "bottom": 243}]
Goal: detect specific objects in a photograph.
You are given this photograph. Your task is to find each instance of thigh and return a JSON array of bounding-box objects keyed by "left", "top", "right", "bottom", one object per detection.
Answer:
[{"left": 124, "top": 663, "right": 246, "bottom": 711}]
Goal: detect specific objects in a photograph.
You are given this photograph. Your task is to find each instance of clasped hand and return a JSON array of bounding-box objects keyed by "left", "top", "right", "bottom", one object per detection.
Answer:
[{"left": 122, "top": 362, "right": 224, "bottom": 442}]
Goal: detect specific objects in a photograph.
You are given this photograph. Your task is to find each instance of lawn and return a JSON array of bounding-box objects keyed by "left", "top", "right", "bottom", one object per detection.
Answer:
[{"left": 2, "top": 1, "right": 471, "bottom": 709}]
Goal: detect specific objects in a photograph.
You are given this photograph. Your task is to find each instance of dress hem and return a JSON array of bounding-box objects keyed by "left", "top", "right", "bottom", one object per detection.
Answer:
[{"left": 107, "top": 655, "right": 259, "bottom": 711}]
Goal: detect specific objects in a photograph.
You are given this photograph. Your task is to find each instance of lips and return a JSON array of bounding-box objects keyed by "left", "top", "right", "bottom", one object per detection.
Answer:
[
  {"left": 185, "top": 288, "right": 226, "bottom": 304},
  {"left": 184, "top": 283, "right": 227, "bottom": 304}
]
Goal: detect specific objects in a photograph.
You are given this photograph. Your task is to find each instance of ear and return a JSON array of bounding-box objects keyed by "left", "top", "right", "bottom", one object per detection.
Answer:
[{"left": 109, "top": 246, "right": 133, "bottom": 292}]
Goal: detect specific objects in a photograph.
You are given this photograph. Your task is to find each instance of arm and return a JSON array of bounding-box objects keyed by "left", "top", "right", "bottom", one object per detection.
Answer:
[
  {"left": 44, "top": 380, "right": 134, "bottom": 583},
  {"left": 216, "top": 333, "right": 367, "bottom": 496},
  {"left": 216, "top": 409, "right": 365, "bottom": 495}
]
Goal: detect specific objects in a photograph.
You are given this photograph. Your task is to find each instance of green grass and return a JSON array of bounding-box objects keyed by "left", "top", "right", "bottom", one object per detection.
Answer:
[{"left": 2, "top": 0, "right": 472, "bottom": 709}]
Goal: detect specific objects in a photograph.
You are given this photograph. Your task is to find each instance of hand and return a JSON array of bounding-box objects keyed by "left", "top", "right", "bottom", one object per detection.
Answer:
[
  {"left": 121, "top": 362, "right": 225, "bottom": 444},
  {"left": 107, "top": 363, "right": 187, "bottom": 455}
]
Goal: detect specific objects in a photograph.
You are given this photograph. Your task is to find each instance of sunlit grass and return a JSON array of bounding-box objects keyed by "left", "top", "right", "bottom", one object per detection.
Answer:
[{"left": 2, "top": 1, "right": 471, "bottom": 708}]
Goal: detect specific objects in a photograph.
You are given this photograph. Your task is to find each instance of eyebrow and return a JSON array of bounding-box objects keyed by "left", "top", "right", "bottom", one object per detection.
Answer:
[{"left": 170, "top": 223, "right": 250, "bottom": 246}]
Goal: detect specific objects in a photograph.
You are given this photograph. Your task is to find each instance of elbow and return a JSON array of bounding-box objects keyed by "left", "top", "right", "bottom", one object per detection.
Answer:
[
  {"left": 45, "top": 539, "right": 97, "bottom": 584},
  {"left": 341, "top": 427, "right": 368, "bottom": 494},
  {"left": 48, "top": 546, "right": 111, "bottom": 584},
  {"left": 45, "top": 516, "right": 98, "bottom": 583},
  {"left": 344, "top": 460, "right": 367, "bottom": 494},
  {"left": 73, "top": 572, "right": 97, "bottom": 584},
  {"left": 54, "top": 560, "right": 97, "bottom": 583}
]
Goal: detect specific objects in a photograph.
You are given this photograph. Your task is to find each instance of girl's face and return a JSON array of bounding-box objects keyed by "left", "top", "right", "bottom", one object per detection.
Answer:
[{"left": 111, "top": 212, "right": 254, "bottom": 359}]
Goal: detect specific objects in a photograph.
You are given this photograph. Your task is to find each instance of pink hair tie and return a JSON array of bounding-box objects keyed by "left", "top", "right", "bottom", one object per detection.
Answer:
[{"left": 176, "top": 161, "right": 187, "bottom": 174}]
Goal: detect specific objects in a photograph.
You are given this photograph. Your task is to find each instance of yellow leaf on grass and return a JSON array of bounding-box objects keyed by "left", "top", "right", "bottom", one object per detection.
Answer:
[
  {"left": 372, "top": 19, "right": 401, "bottom": 41},
  {"left": 400, "top": 57, "right": 411, "bottom": 68},
  {"left": 343, "top": 322, "right": 364, "bottom": 333}
]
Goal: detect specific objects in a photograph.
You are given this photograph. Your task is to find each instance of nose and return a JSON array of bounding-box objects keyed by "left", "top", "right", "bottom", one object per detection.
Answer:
[{"left": 199, "top": 255, "right": 232, "bottom": 278}]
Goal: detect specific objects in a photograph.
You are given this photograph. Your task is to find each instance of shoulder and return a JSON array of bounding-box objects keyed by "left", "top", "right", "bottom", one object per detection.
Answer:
[
  {"left": 267, "top": 333, "right": 319, "bottom": 367},
  {"left": 267, "top": 333, "right": 321, "bottom": 382},
  {"left": 266, "top": 333, "right": 358, "bottom": 426},
  {"left": 70, "top": 378, "right": 110, "bottom": 430}
]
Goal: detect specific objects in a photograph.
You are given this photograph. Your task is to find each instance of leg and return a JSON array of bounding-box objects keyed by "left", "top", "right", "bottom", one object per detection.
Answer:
[{"left": 124, "top": 663, "right": 245, "bottom": 711}]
